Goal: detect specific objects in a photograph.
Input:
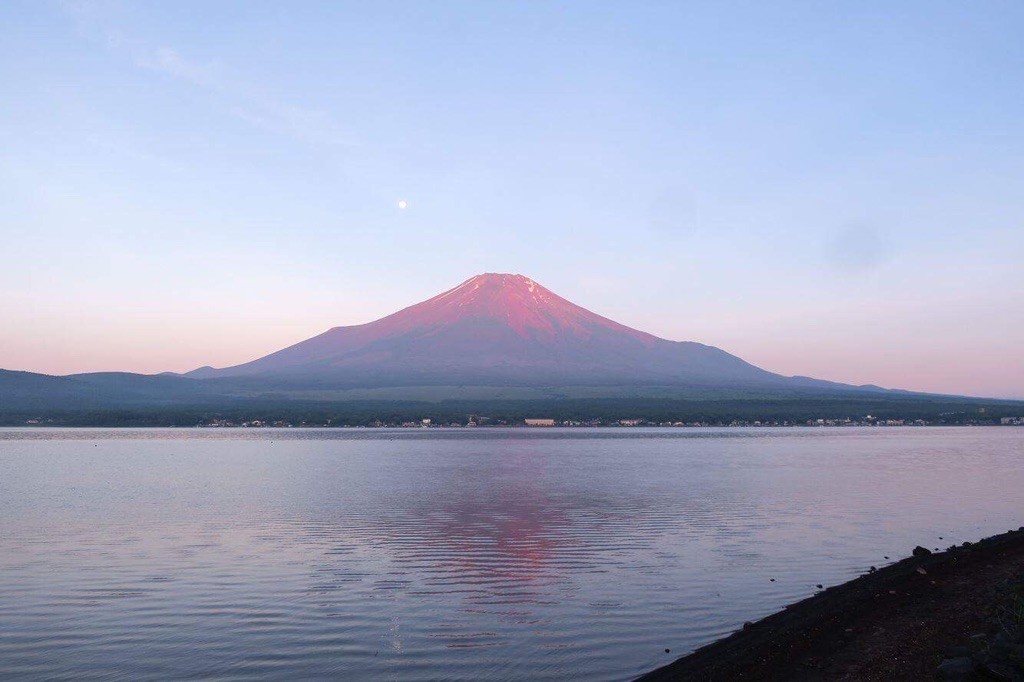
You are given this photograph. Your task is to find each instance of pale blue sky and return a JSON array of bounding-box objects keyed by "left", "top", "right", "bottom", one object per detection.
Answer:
[{"left": 1, "top": 1, "right": 1022, "bottom": 397}]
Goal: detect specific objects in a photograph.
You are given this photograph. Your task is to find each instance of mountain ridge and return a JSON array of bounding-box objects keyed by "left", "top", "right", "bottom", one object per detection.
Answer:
[{"left": 186, "top": 273, "right": 799, "bottom": 389}]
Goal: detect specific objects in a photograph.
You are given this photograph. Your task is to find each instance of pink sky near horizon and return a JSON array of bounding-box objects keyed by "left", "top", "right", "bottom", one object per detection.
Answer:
[{"left": 2, "top": 273, "right": 1020, "bottom": 400}]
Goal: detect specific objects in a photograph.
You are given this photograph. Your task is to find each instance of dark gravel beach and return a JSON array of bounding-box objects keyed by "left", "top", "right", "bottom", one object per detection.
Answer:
[{"left": 640, "top": 528, "right": 1024, "bottom": 681}]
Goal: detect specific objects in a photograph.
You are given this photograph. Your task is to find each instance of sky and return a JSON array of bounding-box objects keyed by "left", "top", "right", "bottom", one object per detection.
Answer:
[{"left": 1, "top": 1, "right": 1022, "bottom": 398}]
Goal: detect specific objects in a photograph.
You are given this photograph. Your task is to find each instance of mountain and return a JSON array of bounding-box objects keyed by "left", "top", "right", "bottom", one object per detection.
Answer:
[
  {"left": 187, "top": 273, "right": 822, "bottom": 390},
  {"left": 5, "top": 273, "right": 1024, "bottom": 423}
]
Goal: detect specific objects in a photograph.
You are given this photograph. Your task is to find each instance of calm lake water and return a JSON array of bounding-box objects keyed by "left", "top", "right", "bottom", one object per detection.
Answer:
[{"left": 1, "top": 427, "right": 1022, "bottom": 680}]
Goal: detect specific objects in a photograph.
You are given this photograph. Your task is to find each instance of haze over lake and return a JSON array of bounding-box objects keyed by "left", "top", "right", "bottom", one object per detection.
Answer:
[{"left": 2, "top": 427, "right": 1022, "bottom": 680}]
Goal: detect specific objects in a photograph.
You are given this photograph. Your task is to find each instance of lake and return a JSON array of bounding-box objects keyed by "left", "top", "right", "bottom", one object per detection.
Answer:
[{"left": 1, "top": 427, "right": 1022, "bottom": 680}]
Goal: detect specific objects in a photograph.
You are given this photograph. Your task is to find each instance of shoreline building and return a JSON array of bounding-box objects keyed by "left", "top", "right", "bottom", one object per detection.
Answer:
[{"left": 524, "top": 418, "right": 556, "bottom": 427}]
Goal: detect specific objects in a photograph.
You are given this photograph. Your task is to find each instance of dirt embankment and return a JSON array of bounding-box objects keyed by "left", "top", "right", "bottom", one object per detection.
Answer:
[{"left": 638, "top": 527, "right": 1024, "bottom": 681}]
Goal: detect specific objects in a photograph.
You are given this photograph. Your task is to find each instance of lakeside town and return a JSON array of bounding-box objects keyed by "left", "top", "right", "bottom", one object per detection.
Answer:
[
  {"left": 11, "top": 405, "right": 1022, "bottom": 429},
  {"left": 185, "top": 415, "right": 1024, "bottom": 429}
]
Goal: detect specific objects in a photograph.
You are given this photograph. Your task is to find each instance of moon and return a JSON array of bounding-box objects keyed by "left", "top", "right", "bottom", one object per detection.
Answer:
[{"left": 397, "top": 200, "right": 408, "bottom": 209}]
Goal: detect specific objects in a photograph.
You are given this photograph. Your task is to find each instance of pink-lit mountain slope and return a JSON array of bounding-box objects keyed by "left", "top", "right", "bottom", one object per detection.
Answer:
[{"left": 187, "top": 274, "right": 828, "bottom": 390}]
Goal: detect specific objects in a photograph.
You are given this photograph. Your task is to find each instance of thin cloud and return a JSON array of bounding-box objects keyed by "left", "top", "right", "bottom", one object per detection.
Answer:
[
  {"left": 137, "top": 46, "right": 357, "bottom": 148},
  {"left": 140, "top": 46, "right": 223, "bottom": 90},
  {"left": 61, "top": 3, "right": 356, "bottom": 149}
]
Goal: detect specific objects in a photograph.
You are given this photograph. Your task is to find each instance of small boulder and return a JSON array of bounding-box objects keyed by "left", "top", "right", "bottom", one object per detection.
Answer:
[
  {"left": 936, "top": 656, "right": 976, "bottom": 680},
  {"left": 980, "top": 660, "right": 1017, "bottom": 680},
  {"left": 989, "top": 632, "right": 1014, "bottom": 655},
  {"left": 913, "top": 546, "right": 932, "bottom": 557}
]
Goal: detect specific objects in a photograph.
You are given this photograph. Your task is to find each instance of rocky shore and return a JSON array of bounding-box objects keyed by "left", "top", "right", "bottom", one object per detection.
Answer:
[{"left": 639, "top": 528, "right": 1024, "bottom": 681}]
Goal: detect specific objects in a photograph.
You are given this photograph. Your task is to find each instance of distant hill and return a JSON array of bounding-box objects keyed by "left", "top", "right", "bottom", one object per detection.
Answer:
[{"left": 0, "top": 369, "right": 224, "bottom": 411}]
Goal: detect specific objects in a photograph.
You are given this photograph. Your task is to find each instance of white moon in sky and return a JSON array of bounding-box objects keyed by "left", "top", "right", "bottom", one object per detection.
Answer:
[{"left": 397, "top": 200, "right": 408, "bottom": 209}]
